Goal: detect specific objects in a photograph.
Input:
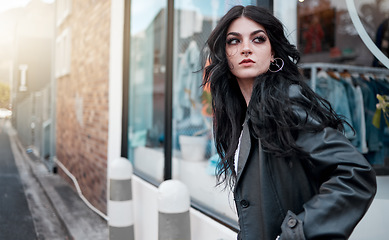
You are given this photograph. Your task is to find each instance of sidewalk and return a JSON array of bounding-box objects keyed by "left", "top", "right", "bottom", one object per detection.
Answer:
[{"left": 7, "top": 123, "right": 108, "bottom": 240}]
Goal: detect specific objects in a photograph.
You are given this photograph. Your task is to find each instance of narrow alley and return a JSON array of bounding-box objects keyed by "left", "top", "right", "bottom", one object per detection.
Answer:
[
  {"left": 0, "top": 118, "right": 38, "bottom": 239},
  {"left": 0, "top": 118, "right": 68, "bottom": 239},
  {"left": 0, "top": 119, "right": 108, "bottom": 239}
]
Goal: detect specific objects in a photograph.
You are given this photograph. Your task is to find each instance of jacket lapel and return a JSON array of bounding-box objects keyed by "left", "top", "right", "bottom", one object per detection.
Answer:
[{"left": 235, "top": 119, "right": 251, "bottom": 185}]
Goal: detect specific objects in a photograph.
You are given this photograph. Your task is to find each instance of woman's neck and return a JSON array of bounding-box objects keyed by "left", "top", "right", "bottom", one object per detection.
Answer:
[{"left": 236, "top": 78, "right": 254, "bottom": 106}]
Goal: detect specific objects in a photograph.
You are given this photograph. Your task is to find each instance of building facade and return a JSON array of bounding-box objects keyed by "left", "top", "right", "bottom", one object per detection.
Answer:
[
  {"left": 55, "top": 0, "right": 110, "bottom": 215},
  {"left": 49, "top": 0, "right": 389, "bottom": 239}
]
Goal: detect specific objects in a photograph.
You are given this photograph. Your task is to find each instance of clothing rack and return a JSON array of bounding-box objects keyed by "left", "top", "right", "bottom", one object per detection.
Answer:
[{"left": 300, "top": 62, "right": 389, "bottom": 91}]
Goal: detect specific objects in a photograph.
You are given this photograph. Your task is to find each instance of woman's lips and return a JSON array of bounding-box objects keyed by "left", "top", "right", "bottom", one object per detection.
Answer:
[{"left": 239, "top": 59, "right": 255, "bottom": 65}]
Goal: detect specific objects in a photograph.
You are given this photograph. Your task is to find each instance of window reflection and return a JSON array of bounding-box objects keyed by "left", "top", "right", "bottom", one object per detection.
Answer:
[
  {"left": 172, "top": 0, "right": 257, "bottom": 227},
  {"left": 128, "top": 1, "right": 167, "bottom": 182},
  {"left": 298, "top": 0, "right": 389, "bottom": 66}
]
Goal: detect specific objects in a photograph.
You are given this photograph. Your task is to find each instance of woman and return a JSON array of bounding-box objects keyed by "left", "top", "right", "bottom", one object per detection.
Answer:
[{"left": 202, "top": 5, "right": 376, "bottom": 240}]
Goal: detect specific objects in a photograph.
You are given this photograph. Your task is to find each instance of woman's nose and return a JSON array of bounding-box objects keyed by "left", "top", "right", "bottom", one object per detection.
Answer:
[
  {"left": 241, "top": 41, "right": 252, "bottom": 56},
  {"left": 241, "top": 48, "right": 252, "bottom": 57}
]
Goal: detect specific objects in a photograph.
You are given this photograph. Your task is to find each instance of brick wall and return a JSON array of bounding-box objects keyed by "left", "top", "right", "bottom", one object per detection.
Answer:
[{"left": 56, "top": 0, "right": 111, "bottom": 213}]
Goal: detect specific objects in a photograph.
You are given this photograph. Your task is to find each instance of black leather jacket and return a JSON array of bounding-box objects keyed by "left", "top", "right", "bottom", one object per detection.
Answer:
[{"left": 234, "top": 86, "right": 377, "bottom": 240}]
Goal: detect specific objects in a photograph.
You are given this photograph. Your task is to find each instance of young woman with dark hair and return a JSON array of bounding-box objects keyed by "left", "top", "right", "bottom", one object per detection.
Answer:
[{"left": 202, "top": 5, "right": 376, "bottom": 240}]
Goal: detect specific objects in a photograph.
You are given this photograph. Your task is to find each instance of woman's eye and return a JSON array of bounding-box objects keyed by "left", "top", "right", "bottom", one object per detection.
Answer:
[
  {"left": 252, "top": 36, "right": 266, "bottom": 43},
  {"left": 227, "top": 38, "right": 240, "bottom": 45}
]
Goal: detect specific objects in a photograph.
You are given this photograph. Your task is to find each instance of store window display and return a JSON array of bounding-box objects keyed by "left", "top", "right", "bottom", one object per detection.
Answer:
[
  {"left": 126, "top": 0, "right": 389, "bottom": 233},
  {"left": 127, "top": 0, "right": 258, "bottom": 226},
  {"left": 295, "top": 0, "right": 389, "bottom": 173}
]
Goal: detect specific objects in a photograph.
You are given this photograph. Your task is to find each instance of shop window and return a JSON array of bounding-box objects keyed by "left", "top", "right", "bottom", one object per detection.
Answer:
[
  {"left": 126, "top": 0, "right": 268, "bottom": 228},
  {"left": 126, "top": 0, "right": 389, "bottom": 231},
  {"left": 172, "top": 0, "right": 258, "bottom": 228},
  {"left": 128, "top": 0, "right": 167, "bottom": 184},
  {"left": 290, "top": 0, "right": 389, "bottom": 174}
]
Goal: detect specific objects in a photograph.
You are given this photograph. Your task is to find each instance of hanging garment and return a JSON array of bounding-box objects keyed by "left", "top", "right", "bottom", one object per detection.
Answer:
[
  {"left": 353, "top": 76, "right": 382, "bottom": 153},
  {"left": 175, "top": 40, "right": 204, "bottom": 127},
  {"left": 340, "top": 77, "right": 359, "bottom": 144},
  {"left": 315, "top": 71, "right": 355, "bottom": 139},
  {"left": 355, "top": 86, "right": 368, "bottom": 153}
]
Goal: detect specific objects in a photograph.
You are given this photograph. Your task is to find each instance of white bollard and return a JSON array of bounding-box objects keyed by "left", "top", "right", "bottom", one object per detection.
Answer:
[
  {"left": 108, "top": 157, "right": 134, "bottom": 240},
  {"left": 158, "top": 180, "right": 191, "bottom": 240}
]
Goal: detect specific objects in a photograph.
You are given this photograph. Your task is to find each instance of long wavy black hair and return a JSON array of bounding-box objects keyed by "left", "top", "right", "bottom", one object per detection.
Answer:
[{"left": 202, "top": 5, "right": 349, "bottom": 188}]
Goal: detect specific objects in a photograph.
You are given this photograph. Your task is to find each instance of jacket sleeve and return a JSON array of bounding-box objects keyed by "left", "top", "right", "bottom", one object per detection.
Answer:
[{"left": 284, "top": 118, "right": 377, "bottom": 239}]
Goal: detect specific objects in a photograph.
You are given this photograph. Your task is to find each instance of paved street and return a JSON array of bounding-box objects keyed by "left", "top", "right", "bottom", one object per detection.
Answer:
[
  {"left": 0, "top": 119, "right": 68, "bottom": 240},
  {"left": 0, "top": 118, "right": 37, "bottom": 239}
]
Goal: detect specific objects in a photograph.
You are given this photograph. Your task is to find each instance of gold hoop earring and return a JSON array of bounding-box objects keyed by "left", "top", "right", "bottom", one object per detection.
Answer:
[{"left": 268, "top": 58, "right": 284, "bottom": 73}]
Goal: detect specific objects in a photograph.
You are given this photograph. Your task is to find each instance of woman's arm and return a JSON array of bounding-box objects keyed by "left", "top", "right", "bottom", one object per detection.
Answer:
[{"left": 281, "top": 125, "right": 376, "bottom": 239}]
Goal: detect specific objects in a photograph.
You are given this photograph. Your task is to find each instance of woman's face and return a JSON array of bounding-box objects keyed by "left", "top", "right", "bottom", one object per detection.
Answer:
[{"left": 225, "top": 17, "right": 274, "bottom": 82}]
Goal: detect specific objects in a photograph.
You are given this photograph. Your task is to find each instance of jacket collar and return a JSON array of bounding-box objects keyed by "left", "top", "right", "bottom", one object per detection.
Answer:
[{"left": 235, "top": 115, "right": 251, "bottom": 185}]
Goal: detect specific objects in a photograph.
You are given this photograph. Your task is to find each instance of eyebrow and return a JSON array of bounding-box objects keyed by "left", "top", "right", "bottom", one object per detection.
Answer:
[{"left": 226, "top": 29, "right": 266, "bottom": 37}]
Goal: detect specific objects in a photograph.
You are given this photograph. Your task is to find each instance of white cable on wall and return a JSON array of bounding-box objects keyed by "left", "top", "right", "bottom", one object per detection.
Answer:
[
  {"left": 346, "top": 0, "right": 389, "bottom": 69},
  {"left": 54, "top": 157, "right": 109, "bottom": 221}
]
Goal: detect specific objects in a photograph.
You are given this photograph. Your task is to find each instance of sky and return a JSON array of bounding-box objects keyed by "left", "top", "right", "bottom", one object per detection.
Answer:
[{"left": 0, "top": 0, "right": 54, "bottom": 13}]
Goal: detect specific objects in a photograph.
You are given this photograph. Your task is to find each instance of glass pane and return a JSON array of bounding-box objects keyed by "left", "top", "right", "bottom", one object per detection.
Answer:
[
  {"left": 128, "top": 0, "right": 167, "bottom": 183},
  {"left": 297, "top": 0, "right": 389, "bottom": 65},
  {"left": 172, "top": 0, "right": 256, "bottom": 227},
  {"left": 291, "top": 0, "right": 389, "bottom": 171}
]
